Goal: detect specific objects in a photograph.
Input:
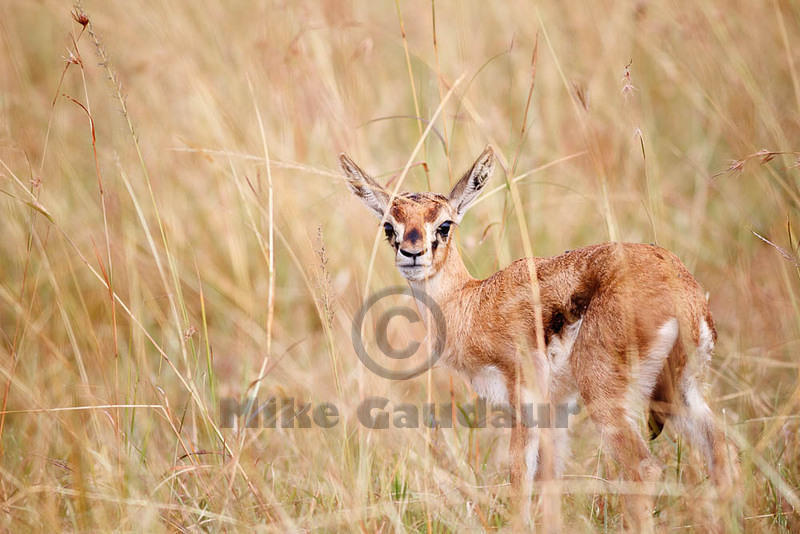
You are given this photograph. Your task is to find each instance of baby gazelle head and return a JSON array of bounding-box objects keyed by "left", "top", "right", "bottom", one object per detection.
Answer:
[{"left": 340, "top": 147, "right": 495, "bottom": 281}]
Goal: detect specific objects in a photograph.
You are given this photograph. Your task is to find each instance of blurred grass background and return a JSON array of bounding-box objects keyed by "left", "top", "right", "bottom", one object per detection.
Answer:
[{"left": 1, "top": 0, "right": 800, "bottom": 531}]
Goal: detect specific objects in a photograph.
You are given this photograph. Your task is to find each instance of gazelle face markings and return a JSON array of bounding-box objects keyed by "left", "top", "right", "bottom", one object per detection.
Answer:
[
  {"left": 339, "top": 146, "right": 495, "bottom": 282},
  {"left": 381, "top": 193, "right": 456, "bottom": 281}
]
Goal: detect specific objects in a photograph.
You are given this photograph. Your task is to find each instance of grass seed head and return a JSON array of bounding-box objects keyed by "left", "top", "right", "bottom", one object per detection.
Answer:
[{"left": 71, "top": 8, "right": 89, "bottom": 28}]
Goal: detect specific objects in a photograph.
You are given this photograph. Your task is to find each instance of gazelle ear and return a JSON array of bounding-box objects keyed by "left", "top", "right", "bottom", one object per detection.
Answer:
[
  {"left": 448, "top": 146, "right": 494, "bottom": 222},
  {"left": 339, "top": 153, "right": 390, "bottom": 218}
]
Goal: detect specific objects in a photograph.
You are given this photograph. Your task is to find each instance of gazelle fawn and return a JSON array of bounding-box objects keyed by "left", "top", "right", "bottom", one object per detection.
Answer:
[{"left": 340, "top": 146, "right": 738, "bottom": 529}]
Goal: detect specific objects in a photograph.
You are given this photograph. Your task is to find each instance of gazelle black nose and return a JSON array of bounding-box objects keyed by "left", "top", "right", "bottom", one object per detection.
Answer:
[{"left": 399, "top": 248, "right": 425, "bottom": 258}]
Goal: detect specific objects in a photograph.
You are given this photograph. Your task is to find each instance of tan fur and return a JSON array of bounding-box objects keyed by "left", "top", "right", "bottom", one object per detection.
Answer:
[{"left": 340, "top": 147, "right": 738, "bottom": 530}]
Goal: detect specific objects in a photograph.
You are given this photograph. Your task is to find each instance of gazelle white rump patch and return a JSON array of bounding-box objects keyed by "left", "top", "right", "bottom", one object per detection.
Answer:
[{"left": 625, "top": 317, "right": 678, "bottom": 425}]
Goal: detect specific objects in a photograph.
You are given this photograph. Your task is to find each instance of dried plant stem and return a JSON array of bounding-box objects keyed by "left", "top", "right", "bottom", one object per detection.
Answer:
[
  {"left": 362, "top": 75, "right": 464, "bottom": 300},
  {"left": 0, "top": 19, "right": 91, "bottom": 461},
  {"left": 245, "top": 74, "right": 277, "bottom": 410},
  {"left": 500, "top": 33, "right": 559, "bottom": 531},
  {"left": 395, "top": 0, "right": 431, "bottom": 190},
  {"left": 434, "top": 0, "right": 457, "bottom": 455},
  {"left": 194, "top": 260, "right": 216, "bottom": 402},
  {"left": 431, "top": 0, "right": 453, "bottom": 184},
  {"left": 536, "top": 9, "right": 618, "bottom": 242},
  {"left": 77, "top": 3, "right": 270, "bottom": 515},
  {"left": 773, "top": 0, "right": 800, "bottom": 114},
  {"left": 84, "top": 7, "right": 192, "bottom": 373},
  {"left": 54, "top": 213, "right": 271, "bottom": 515},
  {"left": 61, "top": 93, "right": 118, "bottom": 360}
]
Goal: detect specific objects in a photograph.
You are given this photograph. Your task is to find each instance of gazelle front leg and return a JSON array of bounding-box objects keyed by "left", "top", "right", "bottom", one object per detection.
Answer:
[
  {"left": 472, "top": 364, "right": 537, "bottom": 518},
  {"left": 509, "top": 409, "right": 540, "bottom": 488},
  {"left": 508, "top": 368, "right": 560, "bottom": 532},
  {"left": 508, "top": 376, "right": 562, "bottom": 532},
  {"left": 506, "top": 373, "right": 536, "bottom": 527}
]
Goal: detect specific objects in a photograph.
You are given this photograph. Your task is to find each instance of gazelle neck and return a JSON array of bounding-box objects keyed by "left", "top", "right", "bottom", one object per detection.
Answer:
[{"left": 409, "top": 242, "right": 473, "bottom": 303}]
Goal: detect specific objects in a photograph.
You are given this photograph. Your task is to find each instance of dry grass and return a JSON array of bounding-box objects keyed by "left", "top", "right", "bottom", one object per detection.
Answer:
[{"left": 1, "top": 0, "right": 799, "bottom": 531}]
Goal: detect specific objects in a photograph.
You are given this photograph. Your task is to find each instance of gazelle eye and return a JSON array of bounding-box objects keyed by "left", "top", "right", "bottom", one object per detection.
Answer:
[
  {"left": 383, "top": 222, "right": 395, "bottom": 240},
  {"left": 437, "top": 221, "right": 453, "bottom": 238}
]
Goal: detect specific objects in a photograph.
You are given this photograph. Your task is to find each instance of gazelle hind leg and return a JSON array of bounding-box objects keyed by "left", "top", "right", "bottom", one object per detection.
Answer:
[
  {"left": 570, "top": 307, "right": 662, "bottom": 532},
  {"left": 670, "top": 377, "right": 737, "bottom": 491},
  {"left": 670, "top": 318, "right": 738, "bottom": 492},
  {"left": 592, "top": 408, "right": 663, "bottom": 532}
]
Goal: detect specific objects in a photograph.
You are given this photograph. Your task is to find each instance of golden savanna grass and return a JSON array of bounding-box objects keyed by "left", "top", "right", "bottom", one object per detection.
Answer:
[{"left": 1, "top": 1, "right": 800, "bottom": 531}]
